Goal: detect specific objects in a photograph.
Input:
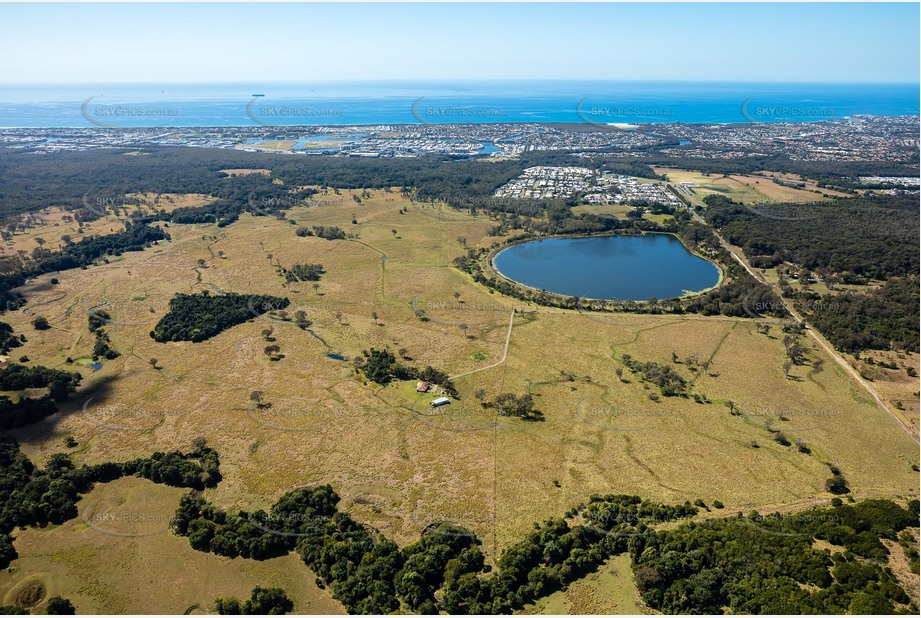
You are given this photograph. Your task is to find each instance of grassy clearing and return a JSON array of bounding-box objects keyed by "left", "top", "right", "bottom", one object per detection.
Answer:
[
  {"left": 571, "top": 204, "right": 633, "bottom": 219},
  {"left": 219, "top": 169, "right": 272, "bottom": 177},
  {"left": 0, "top": 194, "right": 213, "bottom": 257},
  {"left": 4, "top": 188, "right": 917, "bottom": 571},
  {"left": 0, "top": 476, "right": 343, "bottom": 614},
  {"left": 655, "top": 167, "right": 830, "bottom": 206},
  {"left": 519, "top": 554, "right": 647, "bottom": 614},
  {"left": 643, "top": 213, "right": 674, "bottom": 225},
  {"left": 252, "top": 140, "right": 298, "bottom": 151},
  {"left": 755, "top": 170, "right": 852, "bottom": 198},
  {"left": 1, "top": 207, "right": 121, "bottom": 258}
]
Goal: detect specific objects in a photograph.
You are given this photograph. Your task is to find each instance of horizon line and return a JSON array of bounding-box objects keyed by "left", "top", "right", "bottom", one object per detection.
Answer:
[{"left": 4, "top": 78, "right": 920, "bottom": 86}]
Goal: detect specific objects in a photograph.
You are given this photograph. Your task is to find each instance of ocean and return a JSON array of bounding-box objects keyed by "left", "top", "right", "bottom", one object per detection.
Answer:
[{"left": 0, "top": 81, "right": 917, "bottom": 128}]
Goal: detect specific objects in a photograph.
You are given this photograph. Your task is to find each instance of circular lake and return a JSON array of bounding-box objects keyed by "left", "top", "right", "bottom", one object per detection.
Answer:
[{"left": 492, "top": 234, "right": 720, "bottom": 301}]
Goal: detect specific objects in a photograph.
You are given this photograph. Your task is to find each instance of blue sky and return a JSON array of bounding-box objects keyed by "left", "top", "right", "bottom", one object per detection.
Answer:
[{"left": 1, "top": 2, "right": 918, "bottom": 83}]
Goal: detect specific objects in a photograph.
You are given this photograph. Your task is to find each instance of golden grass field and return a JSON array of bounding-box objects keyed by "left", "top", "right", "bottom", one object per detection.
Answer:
[
  {"left": 754, "top": 171, "right": 852, "bottom": 199},
  {"left": 519, "top": 554, "right": 646, "bottom": 615},
  {"left": 219, "top": 168, "right": 272, "bottom": 177},
  {"left": 0, "top": 194, "right": 213, "bottom": 257},
  {"left": 655, "top": 167, "right": 831, "bottom": 206},
  {"left": 250, "top": 141, "right": 298, "bottom": 151},
  {"left": 0, "top": 477, "right": 343, "bottom": 614},
  {"left": 570, "top": 203, "right": 633, "bottom": 219},
  {"left": 2, "top": 186, "right": 918, "bottom": 607}
]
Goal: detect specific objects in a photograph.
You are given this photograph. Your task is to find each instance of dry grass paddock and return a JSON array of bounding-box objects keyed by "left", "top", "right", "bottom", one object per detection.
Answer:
[{"left": 3, "top": 188, "right": 916, "bottom": 593}]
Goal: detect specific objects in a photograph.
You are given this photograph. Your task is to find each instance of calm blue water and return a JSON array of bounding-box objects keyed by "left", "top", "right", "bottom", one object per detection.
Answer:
[
  {"left": 493, "top": 235, "right": 720, "bottom": 301},
  {"left": 0, "top": 81, "right": 916, "bottom": 127}
]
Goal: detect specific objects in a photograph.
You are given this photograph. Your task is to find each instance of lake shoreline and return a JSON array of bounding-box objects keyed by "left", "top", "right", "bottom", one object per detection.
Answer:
[{"left": 486, "top": 230, "right": 725, "bottom": 304}]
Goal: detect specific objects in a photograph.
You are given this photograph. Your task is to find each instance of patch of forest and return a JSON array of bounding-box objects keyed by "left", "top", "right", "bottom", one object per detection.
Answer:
[
  {"left": 0, "top": 363, "right": 83, "bottom": 430},
  {"left": 631, "top": 499, "right": 920, "bottom": 614},
  {"left": 0, "top": 222, "right": 169, "bottom": 309},
  {"left": 698, "top": 195, "right": 919, "bottom": 353},
  {"left": 171, "top": 480, "right": 919, "bottom": 615},
  {"left": 0, "top": 427, "right": 916, "bottom": 614},
  {"left": 0, "top": 434, "right": 220, "bottom": 569},
  {"left": 150, "top": 291, "right": 290, "bottom": 343},
  {"left": 358, "top": 348, "right": 458, "bottom": 398},
  {"left": 801, "top": 277, "right": 920, "bottom": 353},
  {"left": 702, "top": 194, "right": 919, "bottom": 281}
]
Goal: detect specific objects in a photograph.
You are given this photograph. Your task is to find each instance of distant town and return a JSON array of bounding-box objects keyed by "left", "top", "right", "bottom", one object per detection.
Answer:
[{"left": 1, "top": 115, "right": 917, "bottom": 167}]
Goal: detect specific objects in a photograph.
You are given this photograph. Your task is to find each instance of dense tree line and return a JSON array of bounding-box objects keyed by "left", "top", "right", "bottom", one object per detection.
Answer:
[
  {"left": 0, "top": 396, "right": 59, "bottom": 431},
  {"left": 40, "top": 222, "right": 169, "bottom": 271},
  {"left": 150, "top": 291, "right": 289, "bottom": 343},
  {"left": 215, "top": 587, "right": 293, "bottom": 615},
  {"left": 295, "top": 226, "right": 347, "bottom": 240},
  {"left": 438, "top": 495, "right": 695, "bottom": 614},
  {"left": 0, "top": 434, "right": 220, "bottom": 569},
  {"left": 172, "top": 485, "right": 404, "bottom": 613},
  {"left": 0, "top": 322, "right": 22, "bottom": 355},
  {"left": 630, "top": 499, "right": 920, "bottom": 614},
  {"left": 164, "top": 180, "right": 319, "bottom": 228},
  {"left": 702, "top": 194, "right": 919, "bottom": 282},
  {"left": 0, "top": 364, "right": 81, "bottom": 400},
  {"left": 801, "top": 277, "right": 920, "bottom": 353},
  {"left": 171, "top": 484, "right": 707, "bottom": 614},
  {"left": 1, "top": 222, "right": 169, "bottom": 309}
]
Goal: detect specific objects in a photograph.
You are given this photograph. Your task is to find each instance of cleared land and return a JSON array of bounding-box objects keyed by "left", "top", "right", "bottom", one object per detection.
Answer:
[
  {"left": 755, "top": 170, "right": 852, "bottom": 198},
  {"left": 250, "top": 140, "right": 298, "bottom": 151},
  {"left": 1, "top": 194, "right": 212, "bottom": 256},
  {"left": 519, "top": 554, "right": 647, "bottom": 615},
  {"left": 0, "top": 476, "right": 343, "bottom": 614},
  {"left": 655, "top": 167, "right": 831, "bottom": 206},
  {"left": 219, "top": 169, "right": 272, "bottom": 177},
  {"left": 570, "top": 204, "right": 633, "bottom": 220},
  {"left": 3, "top": 187, "right": 918, "bottom": 587}
]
